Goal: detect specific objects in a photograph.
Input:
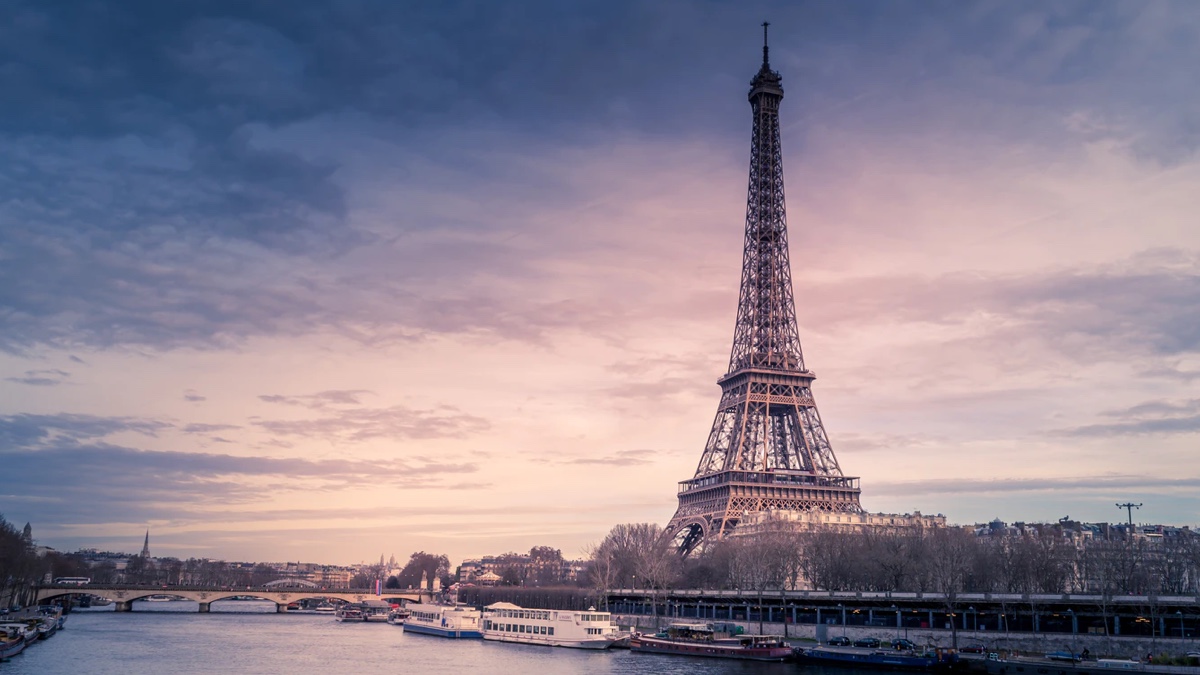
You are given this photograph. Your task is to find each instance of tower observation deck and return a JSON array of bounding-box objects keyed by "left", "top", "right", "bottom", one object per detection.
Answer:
[{"left": 665, "top": 24, "right": 862, "bottom": 555}]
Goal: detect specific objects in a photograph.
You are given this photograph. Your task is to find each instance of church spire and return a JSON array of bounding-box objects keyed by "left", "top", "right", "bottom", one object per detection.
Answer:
[{"left": 141, "top": 529, "right": 151, "bottom": 558}]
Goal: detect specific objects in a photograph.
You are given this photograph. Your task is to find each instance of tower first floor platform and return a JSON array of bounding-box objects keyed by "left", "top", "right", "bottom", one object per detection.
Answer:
[{"left": 666, "top": 468, "right": 862, "bottom": 553}]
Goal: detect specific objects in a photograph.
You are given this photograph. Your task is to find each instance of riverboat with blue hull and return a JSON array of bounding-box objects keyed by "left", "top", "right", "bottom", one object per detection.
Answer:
[
  {"left": 402, "top": 604, "right": 482, "bottom": 639},
  {"left": 630, "top": 623, "right": 793, "bottom": 662},
  {"left": 794, "top": 644, "right": 960, "bottom": 671}
]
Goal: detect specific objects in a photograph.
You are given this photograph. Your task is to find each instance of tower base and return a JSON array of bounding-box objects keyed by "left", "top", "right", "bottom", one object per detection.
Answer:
[{"left": 666, "top": 469, "right": 862, "bottom": 554}]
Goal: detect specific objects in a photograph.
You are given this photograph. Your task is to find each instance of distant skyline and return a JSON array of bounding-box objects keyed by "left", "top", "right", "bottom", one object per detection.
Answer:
[{"left": 2, "top": 0, "right": 1199, "bottom": 565}]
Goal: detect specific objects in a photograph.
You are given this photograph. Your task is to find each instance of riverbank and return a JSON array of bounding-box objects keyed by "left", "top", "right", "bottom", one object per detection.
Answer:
[{"left": 613, "top": 614, "right": 1200, "bottom": 661}]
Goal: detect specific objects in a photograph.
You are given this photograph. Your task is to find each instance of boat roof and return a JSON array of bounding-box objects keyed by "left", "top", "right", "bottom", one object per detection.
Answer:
[{"left": 485, "top": 602, "right": 524, "bottom": 610}]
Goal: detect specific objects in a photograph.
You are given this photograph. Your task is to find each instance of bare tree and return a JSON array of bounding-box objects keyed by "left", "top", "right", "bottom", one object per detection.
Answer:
[{"left": 928, "top": 528, "right": 974, "bottom": 649}]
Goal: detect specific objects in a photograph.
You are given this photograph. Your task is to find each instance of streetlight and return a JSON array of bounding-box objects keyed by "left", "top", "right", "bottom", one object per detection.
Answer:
[
  {"left": 892, "top": 604, "right": 900, "bottom": 642},
  {"left": 969, "top": 606, "right": 976, "bottom": 633},
  {"left": 838, "top": 603, "right": 846, "bottom": 636},
  {"left": 1178, "top": 611, "right": 1185, "bottom": 639}
]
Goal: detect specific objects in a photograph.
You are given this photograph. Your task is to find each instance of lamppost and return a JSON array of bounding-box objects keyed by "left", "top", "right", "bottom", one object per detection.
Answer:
[
  {"left": 970, "top": 606, "right": 976, "bottom": 633},
  {"left": 839, "top": 603, "right": 846, "bottom": 637},
  {"left": 892, "top": 604, "right": 900, "bottom": 642},
  {"left": 1177, "top": 611, "right": 1185, "bottom": 639},
  {"left": 1067, "top": 609, "right": 1078, "bottom": 659}
]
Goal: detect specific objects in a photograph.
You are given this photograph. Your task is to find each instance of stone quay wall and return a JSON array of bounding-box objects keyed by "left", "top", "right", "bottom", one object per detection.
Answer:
[{"left": 613, "top": 615, "right": 1200, "bottom": 661}]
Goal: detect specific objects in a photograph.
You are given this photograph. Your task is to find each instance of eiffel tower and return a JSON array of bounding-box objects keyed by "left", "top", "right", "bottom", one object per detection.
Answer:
[{"left": 666, "top": 24, "right": 862, "bottom": 555}]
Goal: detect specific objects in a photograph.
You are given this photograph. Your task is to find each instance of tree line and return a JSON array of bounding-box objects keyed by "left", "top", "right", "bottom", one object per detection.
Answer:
[{"left": 589, "top": 522, "right": 1200, "bottom": 597}]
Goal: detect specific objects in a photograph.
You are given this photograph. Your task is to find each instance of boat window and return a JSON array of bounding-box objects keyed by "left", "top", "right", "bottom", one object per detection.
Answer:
[{"left": 549, "top": 627, "right": 554, "bottom": 636}]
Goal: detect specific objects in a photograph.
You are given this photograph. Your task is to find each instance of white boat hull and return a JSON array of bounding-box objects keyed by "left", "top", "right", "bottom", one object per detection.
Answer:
[{"left": 482, "top": 633, "right": 618, "bottom": 650}]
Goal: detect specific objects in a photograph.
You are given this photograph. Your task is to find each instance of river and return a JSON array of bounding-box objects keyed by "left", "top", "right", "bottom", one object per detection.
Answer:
[{"left": 2, "top": 600, "right": 863, "bottom": 674}]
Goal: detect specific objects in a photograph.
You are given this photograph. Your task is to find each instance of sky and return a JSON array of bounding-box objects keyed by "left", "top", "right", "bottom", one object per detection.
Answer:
[{"left": 2, "top": 0, "right": 1199, "bottom": 566}]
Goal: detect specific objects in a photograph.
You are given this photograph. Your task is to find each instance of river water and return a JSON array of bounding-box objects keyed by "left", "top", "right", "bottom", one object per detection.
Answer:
[{"left": 3, "top": 600, "right": 859, "bottom": 674}]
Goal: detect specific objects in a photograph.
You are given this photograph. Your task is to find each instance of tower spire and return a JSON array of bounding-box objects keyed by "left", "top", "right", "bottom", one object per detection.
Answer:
[
  {"left": 665, "top": 27, "right": 862, "bottom": 555},
  {"left": 141, "top": 529, "right": 150, "bottom": 558}
]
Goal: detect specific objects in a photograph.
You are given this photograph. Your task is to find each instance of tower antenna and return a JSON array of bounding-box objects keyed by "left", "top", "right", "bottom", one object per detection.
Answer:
[{"left": 762, "top": 21, "right": 770, "bottom": 67}]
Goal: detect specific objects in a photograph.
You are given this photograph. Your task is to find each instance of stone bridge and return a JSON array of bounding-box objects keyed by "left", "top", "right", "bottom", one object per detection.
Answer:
[{"left": 35, "top": 584, "right": 432, "bottom": 613}]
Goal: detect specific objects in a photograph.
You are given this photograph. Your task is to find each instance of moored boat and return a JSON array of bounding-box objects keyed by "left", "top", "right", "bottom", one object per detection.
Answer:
[
  {"left": 794, "top": 644, "right": 959, "bottom": 670},
  {"left": 482, "top": 602, "right": 627, "bottom": 650},
  {"left": 359, "top": 600, "right": 391, "bottom": 622},
  {"left": 388, "top": 607, "right": 412, "bottom": 626},
  {"left": 982, "top": 654, "right": 1200, "bottom": 675},
  {"left": 313, "top": 603, "right": 336, "bottom": 614},
  {"left": 0, "top": 623, "right": 38, "bottom": 647},
  {"left": 30, "top": 617, "right": 56, "bottom": 640},
  {"left": 630, "top": 623, "right": 793, "bottom": 662},
  {"left": 334, "top": 605, "right": 364, "bottom": 622},
  {"left": 1, "top": 626, "right": 29, "bottom": 659},
  {"left": 402, "top": 603, "right": 482, "bottom": 638}
]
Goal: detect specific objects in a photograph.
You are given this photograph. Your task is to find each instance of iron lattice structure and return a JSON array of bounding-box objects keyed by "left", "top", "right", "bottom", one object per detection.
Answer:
[{"left": 666, "top": 26, "right": 862, "bottom": 555}]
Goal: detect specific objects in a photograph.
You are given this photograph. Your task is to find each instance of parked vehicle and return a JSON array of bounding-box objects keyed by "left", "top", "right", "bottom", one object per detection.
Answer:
[
  {"left": 961, "top": 644, "right": 987, "bottom": 654},
  {"left": 855, "top": 637, "right": 882, "bottom": 648},
  {"left": 892, "top": 639, "right": 917, "bottom": 651},
  {"left": 828, "top": 636, "right": 852, "bottom": 646}
]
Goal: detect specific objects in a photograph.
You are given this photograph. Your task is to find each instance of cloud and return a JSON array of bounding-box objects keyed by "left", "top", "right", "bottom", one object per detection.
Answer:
[
  {"left": 0, "top": 436, "right": 480, "bottom": 527},
  {"left": 4, "top": 369, "right": 71, "bottom": 386},
  {"left": 0, "top": 413, "right": 170, "bottom": 449},
  {"left": 803, "top": 254, "right": 1200, "bottom": 364},
  {"left": 258, "top": 390, "right": 373, "bottom": 408},
  {"left": 1065, "top": 416, "right": 1200, "bottom": 436},
  {"left": 253, "top": 401, "right": 489, "bottom": 443},
  {"left": 183, "top": 391, "right": 207, "bottom": 402},
  {"left": 873, "top": 474, "right": 1200, "bottom": 499},
  {"left": 1043, "top": 398, "right": 1200, "bottom": 437},
  {"left": 1, "top": 1, "right": 1192, "bottom": 358},
  {"left": 181, "top": 423, "right": 241, "bottom": 434},
  {"left": 561, "top": 449, "right": 652, "bottom": 466},
  {"left": 835, "top": 432, "right": 948, "bottom": 456}
]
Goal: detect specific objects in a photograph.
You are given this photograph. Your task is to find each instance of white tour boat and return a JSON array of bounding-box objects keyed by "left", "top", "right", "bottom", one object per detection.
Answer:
[
  {"left": 402, "top": 603, "right": 482, "bottom": 638},
  {"left": 482, "top": 602, "right": 626, "bottom": 650}
]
